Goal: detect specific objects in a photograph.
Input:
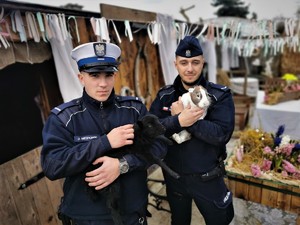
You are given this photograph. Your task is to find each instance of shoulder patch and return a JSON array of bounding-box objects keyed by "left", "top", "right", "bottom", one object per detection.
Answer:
[
  {"left": 158, "top": 85, "right": 174, "bottom": 94},
  {"left": 115, "top": 95, "right": 143, "bottom": 103},
  {"left": 160, "top": 84, "right": 173, "bottom": 91},
  {"left": 51, "top": 98, "right": 81, "bottom": 115},
  {"left": 209, "top": 82, "right": 229, "bottom": 92},
  {"left": 208, "top": 82, "right": 231, "bottom": 101},
  {"left": 157, "top": 85, "right": 175, "bottom": 99}
]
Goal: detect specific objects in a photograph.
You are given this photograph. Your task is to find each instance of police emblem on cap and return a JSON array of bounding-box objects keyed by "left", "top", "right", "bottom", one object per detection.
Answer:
[
  {"left": 185, "top": 50, "right": 191, "bottom": 57},
  {"left": 175, "top": 36, "right": 203, "bottom": 58},
  {"left": 94, "top": 43, "right": 106, "bottom": 57}
]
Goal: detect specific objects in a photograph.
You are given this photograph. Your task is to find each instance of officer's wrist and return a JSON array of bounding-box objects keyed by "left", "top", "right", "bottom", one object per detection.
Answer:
[
  {"left": 119, "top": 157, "right": 129, "bottom": 174},
  {"left": 178, "top": 113, "right": 185, "bottom": 127}
]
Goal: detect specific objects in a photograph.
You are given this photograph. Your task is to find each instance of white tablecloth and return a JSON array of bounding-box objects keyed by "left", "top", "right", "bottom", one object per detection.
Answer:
[
  {"left": 251, "top": 90, "right": 300, "bottom": 140},
  {"left": 230, "top": 77, "right": 259, "bottom": 97}
]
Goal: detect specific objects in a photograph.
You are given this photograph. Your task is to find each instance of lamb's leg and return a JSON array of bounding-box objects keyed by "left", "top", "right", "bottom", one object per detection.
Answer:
[
  {"left": 156, "top": 135, "right": 173, "bottom": 145},
  {"left": 104, "top": 182, "right": 124, "bottom": 225},
  {"left": 151, "top": 155, "right": 180, "bottom": 179}
]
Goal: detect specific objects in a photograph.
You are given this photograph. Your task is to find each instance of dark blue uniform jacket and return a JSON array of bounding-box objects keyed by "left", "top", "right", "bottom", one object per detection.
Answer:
[
  {"left": 150, "top": 75, "right": 235, "bottom": 175},
  {"left": 41, "top": 89, "right": 167, "bottom": 220}
]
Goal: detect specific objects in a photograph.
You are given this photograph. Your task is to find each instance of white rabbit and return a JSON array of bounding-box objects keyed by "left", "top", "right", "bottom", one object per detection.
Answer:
[{"left": 172, "top": 85, "right": 211, "bottom": 144}]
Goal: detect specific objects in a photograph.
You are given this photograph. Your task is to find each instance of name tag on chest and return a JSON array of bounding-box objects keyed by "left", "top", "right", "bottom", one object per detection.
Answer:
[{"left": 74, "top": 135, "right": 100, "bottom": 142}]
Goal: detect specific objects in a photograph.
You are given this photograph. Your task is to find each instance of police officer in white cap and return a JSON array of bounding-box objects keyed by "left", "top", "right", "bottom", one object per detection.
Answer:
[
  {"left": 41, "top": 42, "right": 167, "bottom": 225},
  {"left": 150, "top": 36, "right": 235, "bottom": 225}
]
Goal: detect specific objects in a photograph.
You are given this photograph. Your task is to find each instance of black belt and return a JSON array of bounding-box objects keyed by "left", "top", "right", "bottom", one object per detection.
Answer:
[{"left": 190, "top": 161, "right": 226, "bottom": 182}]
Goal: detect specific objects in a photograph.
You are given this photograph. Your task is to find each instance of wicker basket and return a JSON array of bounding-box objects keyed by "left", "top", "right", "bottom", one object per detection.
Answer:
[{"left": 264, "top": 78, "right": 300, "bottom": 105}]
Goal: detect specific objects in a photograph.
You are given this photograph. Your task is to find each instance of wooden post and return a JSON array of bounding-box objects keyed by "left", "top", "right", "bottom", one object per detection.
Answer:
[{"left": 100, "top": 3, "right": 156, "bottom": 23}]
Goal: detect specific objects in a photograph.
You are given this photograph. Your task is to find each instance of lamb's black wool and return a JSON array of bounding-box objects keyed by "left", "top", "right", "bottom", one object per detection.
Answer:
[{"left": 87, "top": 114, "right": 179, "bottom": 225}]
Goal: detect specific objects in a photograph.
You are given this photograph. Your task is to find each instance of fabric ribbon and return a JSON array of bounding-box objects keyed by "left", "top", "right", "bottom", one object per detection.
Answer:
[
  {"left": 43, "top": 13, "right": 53, "bottom": 40},
  {"left": 25, "top": 11, "right": 40, "bottom": 42},
  {"left": 12, "top": 10, "right": 27, "bottom": 42},
  {"left": 58, "top": 13, "right": 68, "bottom": 41},
  {"left": 36, "top": 12, "right": 47, "bottom": 42},
  {"left": 124, "top": 20, "right": 133, "bottom": 42},
  {"left": 99, "top": 17, "right": 110, "bottom": 42},
  {"left": 174, "top": 22, "right": 188, "bottom": 40},
  {"left": 108, "top": 19, "right": 121, "bottom": 43},
  {"left": 67, "top": 16, "right": 80, "bottom": 43},
  {"left": 0, "top": 7, "right": 11, "bottom": 48},
  {"left": 48, "top": 14, "right": 64, "bottom": 45},
  {"left": 90, "top": 17, "right": 100, "bottom": 41},
  {"left": 147, "top": 21, "right": 164, "bottom": 44},
  {"left": 92, "top": 17, "right": 110, "bottom": 42}
]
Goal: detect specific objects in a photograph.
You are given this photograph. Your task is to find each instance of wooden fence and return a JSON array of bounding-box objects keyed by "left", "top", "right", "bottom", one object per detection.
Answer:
[{"left": 225, "top": 173, "right": 300, "bottom": 224}]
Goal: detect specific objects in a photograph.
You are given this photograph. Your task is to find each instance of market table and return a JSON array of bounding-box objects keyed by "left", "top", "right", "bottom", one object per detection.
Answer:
[{"left": 251, "top": 90, "right": 300, "bottom": 140}]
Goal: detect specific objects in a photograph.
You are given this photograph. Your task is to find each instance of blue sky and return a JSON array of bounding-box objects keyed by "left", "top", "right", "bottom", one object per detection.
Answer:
[{"left": 14, "top": 0, "right": 300, "bottom": 22}]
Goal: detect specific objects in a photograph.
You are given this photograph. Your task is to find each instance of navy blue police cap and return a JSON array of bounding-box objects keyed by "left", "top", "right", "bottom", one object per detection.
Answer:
[
  {"left": 71, "top": 42, "right": 121, "bottom": 73},
  {"left": 175, "top": 35, "right": 203, "bottom": 58}
]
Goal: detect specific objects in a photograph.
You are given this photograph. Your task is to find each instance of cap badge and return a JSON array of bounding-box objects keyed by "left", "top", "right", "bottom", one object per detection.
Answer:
[
  {"left": 94, "top": 43, "right": 106, "bottom": 57},
  {"left": 185, "top": 50, "right": 191, "bottom": 57}
]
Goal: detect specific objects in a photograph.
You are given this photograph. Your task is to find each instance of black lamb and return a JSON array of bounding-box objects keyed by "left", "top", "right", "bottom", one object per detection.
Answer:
[{"left": 86, "top": 114, "right": 179, "bottom": 225}]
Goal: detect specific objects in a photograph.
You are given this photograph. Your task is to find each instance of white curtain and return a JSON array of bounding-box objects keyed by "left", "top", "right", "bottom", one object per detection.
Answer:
[
  {"left": 156, "top": 13, "right": 178, "bottom": 85},
  {"left": 200, "top": 39, "right": 217, "bottom": 83},
  {"left": 47, "top": 14, "right": 82, "bottom": 102}
]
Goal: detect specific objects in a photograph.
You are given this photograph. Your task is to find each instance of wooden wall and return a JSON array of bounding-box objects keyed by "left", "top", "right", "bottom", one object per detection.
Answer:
[
  {"left": 0, "top": 147, "right": 64, "bottom": 225},
  {"left": 117, "top": 32, "right": 164, "bottom": 109}
]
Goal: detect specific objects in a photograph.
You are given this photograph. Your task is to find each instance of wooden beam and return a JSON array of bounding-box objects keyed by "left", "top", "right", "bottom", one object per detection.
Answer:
[{"left": 100, "top": 4, "right": 157, "bottom": 23}]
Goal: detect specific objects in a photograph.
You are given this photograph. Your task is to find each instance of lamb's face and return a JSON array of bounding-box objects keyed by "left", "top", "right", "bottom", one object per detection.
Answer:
[{"left": 138, "top": 114, "right": 166, "bottom": 138}]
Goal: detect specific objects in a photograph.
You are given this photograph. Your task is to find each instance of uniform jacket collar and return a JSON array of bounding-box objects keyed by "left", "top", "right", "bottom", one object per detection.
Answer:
[
  {"left": 82, "top": 88, "right": 115, "bottom": 110},
  {"left": 173, "top": 74, "right": 208, "bottom": 95}
]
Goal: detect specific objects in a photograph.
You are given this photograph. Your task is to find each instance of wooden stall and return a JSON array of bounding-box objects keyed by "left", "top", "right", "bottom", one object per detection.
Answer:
[
  {"left": 2, "top": 2, "right": 300, "bottom": 225},
  {"left": 0, "top": 2, "right": 166, "bottom": 225}
]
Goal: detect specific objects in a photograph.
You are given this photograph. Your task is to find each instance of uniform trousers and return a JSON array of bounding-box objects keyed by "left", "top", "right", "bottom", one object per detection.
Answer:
[{"left": 164, "top": 172, "right": 234, "bottom": 225}]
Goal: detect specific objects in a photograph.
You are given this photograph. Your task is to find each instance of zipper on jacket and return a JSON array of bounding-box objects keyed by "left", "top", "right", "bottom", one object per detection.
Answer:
[{"left": 99, "top": 101, "right": 108, "bottom": 131}]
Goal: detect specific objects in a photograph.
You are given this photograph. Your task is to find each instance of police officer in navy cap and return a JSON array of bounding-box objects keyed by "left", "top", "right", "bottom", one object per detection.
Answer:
[
  {"left": 150, "top": 35, "right": 235, "bottom": 225},
  {"left": 41, "top": 42, "right": 167, "bottom": 225}
]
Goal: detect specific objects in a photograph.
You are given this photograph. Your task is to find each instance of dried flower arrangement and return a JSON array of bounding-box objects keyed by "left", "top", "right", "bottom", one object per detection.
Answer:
[
  {"left": 226, "top": 125, "right": 300, "bottom": 187},
  {"left": 264, "top": 76, "right": 300, "bottom": 105}
]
